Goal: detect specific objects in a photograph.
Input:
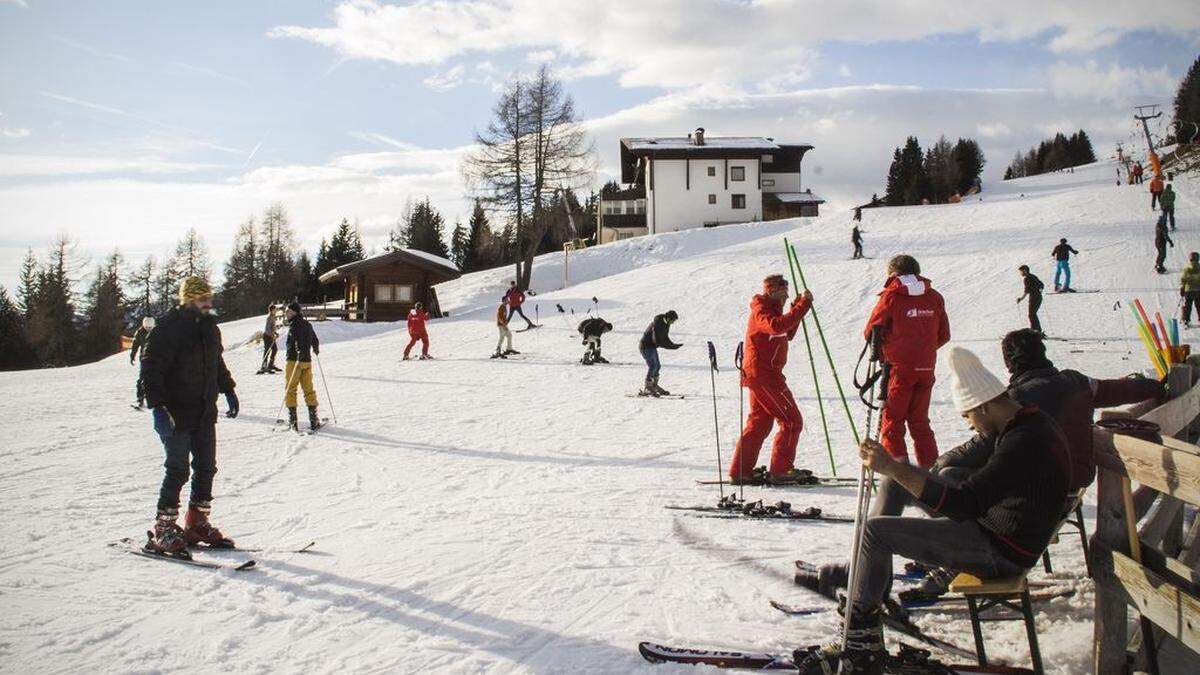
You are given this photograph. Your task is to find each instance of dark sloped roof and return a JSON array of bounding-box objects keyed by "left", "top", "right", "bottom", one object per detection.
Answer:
[{"left": 318, "top": 248, "right": 461, "bottom": 284}]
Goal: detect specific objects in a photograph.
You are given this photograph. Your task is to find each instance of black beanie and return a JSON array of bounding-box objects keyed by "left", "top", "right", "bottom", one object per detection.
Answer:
[
  {"left": 665, "top": 310, "right": 678, "bottom": 321},
  {"left": 1001, "top": 329, "right": 1053, "bottom": 376},
  {"left": 287, "top": 301, "right": 302, "bottom": 314}
]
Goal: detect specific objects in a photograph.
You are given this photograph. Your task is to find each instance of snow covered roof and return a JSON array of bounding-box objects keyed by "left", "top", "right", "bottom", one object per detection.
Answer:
[
  {"left": 401, "top": 248, "right": 460, "bottom": 273},
  {"left": 769, "top": 192, "right": 826, "bottom": 205},
  {"left": 318, "top": 248, "right": 460, "bottom": 284},
  {"left": 622, "top": 136, "right": 781, "bottom": 152}
]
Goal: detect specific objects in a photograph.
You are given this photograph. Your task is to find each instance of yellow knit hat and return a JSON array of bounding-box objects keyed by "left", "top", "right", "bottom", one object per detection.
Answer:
[{"left": 178, "top": 276, "right": 213, "bottom": 305}]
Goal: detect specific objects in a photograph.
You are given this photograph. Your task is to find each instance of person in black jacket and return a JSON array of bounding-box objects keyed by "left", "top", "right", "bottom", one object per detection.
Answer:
[
  {"left": 1016, "top": 265, "right": 1044, "bottom": 334},
  {"left": 283, "top": 302, "right": 322, "bottom": 431},
  {"left": 129, "top": 316, "right": 155, "bottom": 408},
  {"left": 578, "top": 317, "right": 612, "bottom": 365},
  {"left": 139, "top": 276, "right": 239, "bottom": 555},
  {"left": 1154, "top": 215, "right": 1175, "bottom": 273},
  {"left": 1051, "top": 238, "right": 1078, "bottom": 292},
  {"left": 638, "top": 310, "right": 682, "bottom": 396},
  {"left": 851, "top": 225, "right": 864, "bottom": 260}
]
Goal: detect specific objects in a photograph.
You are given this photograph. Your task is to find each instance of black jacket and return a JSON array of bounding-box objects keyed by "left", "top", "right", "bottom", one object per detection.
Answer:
[
  {"left": 286, "top": 315, "right": 320, "bottom": 362},
  {"left": 1052, "top": 244, "right": 1078, "bottom": 261},
  {"left": 1155, "top": 223, "right": 1173, "bottom": 248},
  {"left": 140, "top": 306, "right": 235, "bottom": 430},
  {"left": 919, "top": 407, "right": 1070, "bottom": 569},
  {"left": 640, "top": 314, "right": 682, "bottom": 351},
  {"left": 1022, "top": 273, "right": 1044, "bottom": 298},
  {"left": 578, "top": 318, "right": 611, "bottom": 339},
  {"left": 130, "top": 327, "right": 151, "bottom": 361}
]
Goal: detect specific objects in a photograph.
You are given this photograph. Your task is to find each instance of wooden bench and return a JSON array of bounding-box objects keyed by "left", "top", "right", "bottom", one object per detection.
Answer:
[{"left": 949, "top": 570, "right": 1044, "bottom": 675}]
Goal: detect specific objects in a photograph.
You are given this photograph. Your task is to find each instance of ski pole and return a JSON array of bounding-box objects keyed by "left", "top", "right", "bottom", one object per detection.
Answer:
[
  {"left": 707, "top": 341, "right": 725, "bottom": 500},
  {"left": 275, "top": 361, "right": 303, "bottom": 424},
  {"left": 314, "top": 353, "right": 338, "bottom": 425},
  {"left": 784, "top": 240, "right": 837, "bottom": 476},
  {"left": 786, "top": 239, "right": 862, "bottom": 447},
  {"left": 735, "top": 340, "right": 745, "bottom": 502}
]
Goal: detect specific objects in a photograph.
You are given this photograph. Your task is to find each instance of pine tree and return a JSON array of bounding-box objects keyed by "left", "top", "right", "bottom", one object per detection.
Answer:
[
  {"left": 952, "top": 138, "right": 985, "bottom": 194},
  {"left": 295, "top": 250, "right": 322, "bottom": 303},
  {"left": 883, "top": 147, "right": 906, "bottom": 206},
  {"left": 463, "top": 200, "right": 494, "bottom": 272},
  {"left": 0, "top": 285, "right": 38, "bottom": 370},
  {"left": 153, "top": 257, "right": 179, "bottom": 313},
  {"left": 1173, "top": 55, "right": 1200, "bottom": 144},
  {"left": 27, "top": 236, "right": 79, "bottom": 366},
  {"left": 259, "top": 203, "right": 298, "bottom": 304},
  {"left": 923, "top": 136, "right": 959, "bottom": 203},
  {"left": 450, "top": 223, "right": 469, "bottom": 269},
  {"left": 80, "top": 251, "right": 127, "bottom": 362},
  {"left": 17, "top": 248, "right": 38, "bottom": 320},
  {"left": 314, "top": 218, "right": 366, "bottom": 298},
  {"left": 127, "top": 256, "right": 157, "bottom": 317},
  {"left": 173, "top": 228, "right": 211, "bottom": 281},
  {"left": 219, "top": 217, "right": 262, "bottom": 319},
  {"left": 398, "top": 198, "right": 451, "bottom": 258}
]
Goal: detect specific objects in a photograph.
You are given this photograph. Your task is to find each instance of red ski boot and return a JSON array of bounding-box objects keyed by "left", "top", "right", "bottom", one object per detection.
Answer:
[
  {"left": 146, "top": 508, "right": 189, "bottom": 557},
  {"left": 183, "top": 501, "right": 235, "bottom": 549}
]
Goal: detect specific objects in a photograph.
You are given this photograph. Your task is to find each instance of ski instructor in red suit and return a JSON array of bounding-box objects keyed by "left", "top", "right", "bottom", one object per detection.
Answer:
[
  {"left": 864, "top": 254, "right": 950, "bottom": 468},
  {"left": 728, "top": 273, "right": 813, "bottom": 485}
]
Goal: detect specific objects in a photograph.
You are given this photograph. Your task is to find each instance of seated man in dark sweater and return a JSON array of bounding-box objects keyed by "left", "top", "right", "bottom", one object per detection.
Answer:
[{"left": 794, "top": 347, "right": 1070, "bottom": 675}]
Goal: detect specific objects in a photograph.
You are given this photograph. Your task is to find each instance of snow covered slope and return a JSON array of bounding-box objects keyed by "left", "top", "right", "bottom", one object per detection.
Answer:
[{"left": 1, "top": 160, "right": 1195, "bottom": 673}]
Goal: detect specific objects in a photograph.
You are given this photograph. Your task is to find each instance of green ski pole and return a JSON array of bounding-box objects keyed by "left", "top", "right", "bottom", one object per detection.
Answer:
[{"left": 784, "top": 240, "right": 837, "bottom": 476}]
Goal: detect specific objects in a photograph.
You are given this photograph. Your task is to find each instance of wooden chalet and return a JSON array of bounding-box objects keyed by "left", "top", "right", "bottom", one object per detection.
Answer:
[{"left": 318, "top": 248, "right": 461, "bottom": 322}]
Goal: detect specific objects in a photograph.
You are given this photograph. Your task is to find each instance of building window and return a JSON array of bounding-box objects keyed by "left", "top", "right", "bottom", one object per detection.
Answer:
[
  {"left": 761, "top": 178, "right": 775, "bottom": 187},
  {"left": 603, "top": 201, "right": 623, "bottom": 216},
  {"left": 633, "top": 199, "right": 646, "bottom": 214},
  {"left": 730, "top": 166, "right": 746, "bottom": 182},
  {"left": 707, "top": 194, "right": 717, "bottom": 204},
  {"left": 762, "top": 154, "right": 774, "bottom": 163},
  {"left": 375, "top": 284, "right": 414, "bottom": 304},
  {"left": 617, "top": 231, "right": 636, "bottom": 240},
  {"left": 732, "top": 194, "right": 746, "bottom": 209},
  {"left": 706, "top": 166, "right": 716, "bottom": 177}
]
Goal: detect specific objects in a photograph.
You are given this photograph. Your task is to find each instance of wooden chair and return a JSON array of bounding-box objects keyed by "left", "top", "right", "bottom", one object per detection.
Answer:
[{"left": 949, "top": 571, "right": 1044, "bottom": 675}]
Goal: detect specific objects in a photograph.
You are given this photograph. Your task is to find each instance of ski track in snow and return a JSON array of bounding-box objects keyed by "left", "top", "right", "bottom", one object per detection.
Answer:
[{"left": 1, "top": 160, "right": 1196, "bottom": 673}]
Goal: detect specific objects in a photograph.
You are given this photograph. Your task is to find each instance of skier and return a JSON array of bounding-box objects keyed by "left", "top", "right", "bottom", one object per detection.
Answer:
[
  {"left": 1160, "top": 183, "right": 1176, "bottom": 231},
  {"left": 862, "top": 255, "right": 950, "bottom": 469},
  {"left": 726, "top": 274, "right": 813, "bottom": 485},
  {"left": 503, "top": 281, "right": 537, "bottom": 330},
  {"left": 1182, "top": 252, "right": 1200, "bottom": 327},
  {"left": 257, "top": 303, "right": 280, "bottom": 374},
  {"left": 1016, "top": 265, "right": 1044, "bottom": 334},
  {"left": 792, "top": 347, "right": 1070, "bottom": 675},
  {"left": 1154, "top": 215, "right": 1175, "bottom": 274},
  {"left": 1133, "top": 161, "right": 1144, "bottom": 185},
  {"left": 403, "top": 301, "right": 432, "bottom": 360},
  {"left": 577, "top": 317, "right": 612, "bottom": 365},
  {"left": 283, "top": 302, "right": 322, "bottom": 431},
  {"left": 492, "top": 300, "right": 518, "bottom": 359},
  {"left": 129, "top": 316, "right": 155, "bottom": 408},
  {"left": 851, "top": 225, "right": 864, "bottom": 260},
  {"left": 638, "top": 310, "right": 682, "bottom": 396},
  {"left": 1050, "top": 238, "right": 1079, "bottom": 292},
  {"left": 1149, "top": 173, "right": 1164, "bottom": 211},
  {"left": 139, "top": 276, "right": 240, "bottom": 554}
]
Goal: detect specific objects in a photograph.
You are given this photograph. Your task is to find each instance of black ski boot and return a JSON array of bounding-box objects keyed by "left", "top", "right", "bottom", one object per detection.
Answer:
[
  {"left": 639, "top": 377, "right": 660, "bottom": 397},
  {"left": 504, "top": 348, "right": 520, "bottom": 355},
  {"left": 593, "top": 354, "right": 610, "bottom": 364},
  {"left": 287, "top": 406, "right": 299, "bottom": 431},
  {"left": 793, "top": 607, "right": 885, "bottom": 675},
  {"left": 147, "top": 507, "right": 188, "bottom": 556},
  {"left": 651, "top": 376, "right": 671, "bottom": 396},
  {"left": 308, "top": 406, "right": 322, "bottom": 431},
  {"left": 794, "top": 560, "right": 847, "bottom": 601},
  {"left": 490, "top": 351, "right": 507, "bottom": 359}
]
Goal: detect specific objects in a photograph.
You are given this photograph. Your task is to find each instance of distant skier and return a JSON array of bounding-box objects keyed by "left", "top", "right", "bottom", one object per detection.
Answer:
[
  {"left": 257, "top": 303, "right": 280, "bottom": 374},
  {"left": 727, "top": 274, "right": 813, "bottom": 484},
  {"left": 851, "top": 225, "right": 864, "bottom": 260},
  {"left": 1133, "top": 161, "right": 1144, "bottom": 184},
  {"left": 1051, "top": 238, "right": 1079, "bottom": 292},
  {"left": 1160, "top": 183, "right": 1176, "bottom": 231},
  {"left": 1016, "top": 265, "right": 1044, "bottom": 334},
  {"left": 1182, "top": 252, "right": 1200, "bottom": 328},
  {"left": 1149, "top": 173, "right": 1164, "bottom": 211},
  {"left": 1154, "top": 216, "right": 1175, "bottom": 274},
  {"left": 283, "top": 302, "right": 322, "bottom": 431},
  {"left": 492, "top": 300, "right": 518, "bottom": 359},
  {"left": 578, "top": 317, "right": 613, "bottom": 365},
  {"left": 504, "top": 281, "right": 537, "bottom": 330},
  {"left": 403, "top": 302, "right": 432, "bottom": 360},
  {"left": 139, "top": 276, "right": 239, "bottom": 554},
  {"left": 129, "top": 316, "right": 155, "bottom": 408},
  {"left": 638, "top": 310, "right": 682, "bottom": 397},
  {"left": 862, "top": 255, "right": 950, "bottom": 469}
]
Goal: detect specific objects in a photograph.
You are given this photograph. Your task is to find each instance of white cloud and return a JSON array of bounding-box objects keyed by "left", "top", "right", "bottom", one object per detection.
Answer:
[
  {"left": 2, "top": 127, "right": 31, "bottom": 139},
  {"left": 838, "top": 64, "right": 853, "bottom": 78},
  {"left": 349, "top": 131, "right": 419, "bottom": 150},
  {"left": 1, "top": 0, "right": 30, "bottom": 7},
  {"left": 0, "top": 154, "right": 220, "bottom": 177},
  {"left": 422, "top": 64, "right": 467, "bottom": 92},
  {"left": 976, "top": 123, "right": 1012, "bottom": 139},
  {"left": 1046, "top": 60, "right": 1177, "bottom": 103}
]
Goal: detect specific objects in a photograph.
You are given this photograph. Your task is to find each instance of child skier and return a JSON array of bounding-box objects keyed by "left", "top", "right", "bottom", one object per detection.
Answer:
[
  {"left": 1016, "top": 265, "right": 1044, "bottom": 334},
  {"left": 283, "top": 302, "right": 322, "bottom": 431},
  {"left": 403, "top": 302, "right": 432, "bottom": 360},
  {"left": 862, "top": 255, "right": 950, "bottom": 469},
  {"left": 638, "top": 310, "right": 682, "bottom": 397},
  {"left": 504, "top": 281, "right": 537, "bottom": 330},
  {"left": 129, "top": 316, "right": 155, "bottom": 408},
  {"left": 1183, "top": 252, "right": 1200, "bottom": 327},
  {"left": 492, "top": 301, "right": 518, "bottom": 359},
  {"left": 1051, "top": 238, "right": 1079, "bottom": 292},
  {"left": 578, "top": 317, "right": 612, "bottom": 365},
  {"left": 727, "top": 274, "right": 813, "bottom": 485}
]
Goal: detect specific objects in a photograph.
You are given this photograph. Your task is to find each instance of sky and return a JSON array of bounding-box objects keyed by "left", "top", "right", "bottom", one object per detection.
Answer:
[{"left": 0, "top": 0, "right": 1197, "bottom": 291}]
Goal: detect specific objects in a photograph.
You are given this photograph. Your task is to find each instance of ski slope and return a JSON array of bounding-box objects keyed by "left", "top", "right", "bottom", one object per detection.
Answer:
[{"left": 1, "top": 160, "right": 1195, "bottom": 673}]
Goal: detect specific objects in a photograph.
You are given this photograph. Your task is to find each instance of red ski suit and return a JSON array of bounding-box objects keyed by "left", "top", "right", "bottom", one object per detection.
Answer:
[
  {"left": 729, "top": 293, "right": 812, "bottom": 478},
  {"left": 863, "top": 274, "right": 950, "bottom": 467},
  {"left": 404, "top": 308, "right": 431, "bottom": 358}
]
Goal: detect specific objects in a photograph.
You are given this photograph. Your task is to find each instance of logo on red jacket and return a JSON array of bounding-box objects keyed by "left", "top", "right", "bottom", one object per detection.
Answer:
[{"left": 906, "top": 308, "right": 936, "bottom": 318}]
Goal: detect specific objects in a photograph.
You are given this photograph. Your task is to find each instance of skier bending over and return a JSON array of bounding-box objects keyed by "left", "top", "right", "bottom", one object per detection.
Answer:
[
  {"left": 258, "top": 303, "right": 280, "bottom": 374},
  {"left": 284, "top": 302, "right": 322, "bottom": 431},
  {"left": 791, "top": 347, "right": 1069, "bottom": 674},
  {"left": 1016, "top": 265, "right": 1044, "bottom": 334},
  {"left": 578, "top": 317, "right": 613, "bottom": 365},
  {"left": 863, "top": 255, "right": 950, "bottom": 469},
  {"left": 403, "top": 302, "right": 432, "bottom": 360},
  {"left": 139, "top": 276, "right": 240, "bottom": 554},
  {"left": 504, "top": 281, "right": 537, "bottom": 330},
  {"left": 492, "top": 301, "right": 519, "bottom": 359},
  {"left": 130, "top": 316, "right": 155, "bottom": 408},
  {"left": 727, "top": 274, "right": 813, "bottom": 485},
  {"left": 1183, "top": 251, "right": 1200, "bottom": 327},
  {"left": 1155, "top": 215, "right": 1175, "bottom": 274},
  {"left": 1051, "top": 238, "right": 1078, "bottom": 292},
  {"left": 638, "top": 310, "right": 681, "bottom": 397}
]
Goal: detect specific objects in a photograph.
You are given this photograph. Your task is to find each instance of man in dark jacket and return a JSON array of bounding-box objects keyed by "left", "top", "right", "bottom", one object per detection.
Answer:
[
  {"left": 140, "top": 277, "right": 239, "bottom": 555},
  {"left": 1016, "top": 265, "right": 1044, "bottom": 334},
  {"left": 851, "top": 225, "right": 864, "bottom": 259},
  {"left": 1155, "top": 215, "right": 1175, "bottom": 273},
  {"left": 638, "top": 310, "right": 682, "bottom": 397},
  {"left": 129, "top": 316, "right": 155, "bottom": 408},
  {"left": 578, "top": 317, "right": 612, "bottom": 365},
  {"left": 284, "top": 302, "right": 322, "bottom": 431},
  {"left": 1051, "top": 238, "right": 1079, "bottom": 292}
]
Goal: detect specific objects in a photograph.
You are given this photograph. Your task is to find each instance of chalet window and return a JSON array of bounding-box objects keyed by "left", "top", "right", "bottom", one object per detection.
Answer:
[
  {"left": 732, "top": 194, "right": 746, "bottom": 209},
  {"left": 730, "top": 166, "right": 746, "bottom": 181},
  {"left": 761, "top": 178, "right": 775, "bottom": 187},
  {"left": 375, "top": 284, "right": 414, "bottom": 304},
  {"left": 706, "top": 166, "right": 716, "bottom": 177},
  {"left": 632, "top": 199, "right": 646, "bottom": 214},
  {"left": 617, "top": 231, "right": 636, "bottom": 240},
  {"left": 762, "top": 154, "right": 774, "bottom": 163},
  {"left": 707, "top": 194, "right": 717, "bottom": 205},
  {"left": 603, "top": 201, "right": 624, "bottom": 216}
]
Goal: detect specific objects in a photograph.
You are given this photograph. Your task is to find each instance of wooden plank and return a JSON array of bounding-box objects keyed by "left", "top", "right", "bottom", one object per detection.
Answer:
[
  {"left": 1109, "top": 433, "right": 1200, "bottom": 506},
  {"left": 1140, "top": 376, "right": 1200, "bottom": 438},
  {"left": 1094, "top": 470, "right": 1133, "bottom": 673},
  {"left": 1111, "top": 549, "right": 1200, "bottom": 654}
]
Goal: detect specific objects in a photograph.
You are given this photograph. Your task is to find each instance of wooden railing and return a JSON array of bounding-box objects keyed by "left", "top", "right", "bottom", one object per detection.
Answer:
[{"left": 1093, "top": 359, "right": 1200, "bottom": 673}]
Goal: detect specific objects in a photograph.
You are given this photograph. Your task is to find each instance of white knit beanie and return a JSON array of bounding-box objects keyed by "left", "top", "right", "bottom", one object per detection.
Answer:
[{"left": 946, "top": 346, "right": 1007, "bottom": 413}]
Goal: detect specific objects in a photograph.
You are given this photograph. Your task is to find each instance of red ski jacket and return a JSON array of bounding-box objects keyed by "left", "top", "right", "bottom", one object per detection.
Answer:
[
  {"left": 504, "top": 288, "right": 526, "bottom": 308},
  {"left": 407, "top": 308, "right": 430, "bottom": 335},
  {"left": 740, "top": 293, "right": 811, "bottom": 386},
  {"left": 863, "top": 275, "right": 950, "bottom": 370}
]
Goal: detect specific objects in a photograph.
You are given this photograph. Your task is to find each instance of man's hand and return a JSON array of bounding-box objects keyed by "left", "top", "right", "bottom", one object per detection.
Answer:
[
  {"left": 152, "top": 406, "right": 175, "bottom": 440},
  {"left": 858, "top": 438, "right": 896, "bottom": 473},
  {"left": 224, "top": 391, "right": 240, "bottom": 419}
]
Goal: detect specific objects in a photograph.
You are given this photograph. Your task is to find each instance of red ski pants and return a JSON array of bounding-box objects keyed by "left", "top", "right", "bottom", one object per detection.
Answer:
[
  {"left": 729, "top": 382, "right": 804, "bottom": 477},
  {"left": 404, "top": 333, "right": 429, "bottom": 358},
  {"left": 880, "top": 366, "right": 938, "bottom": 468}
]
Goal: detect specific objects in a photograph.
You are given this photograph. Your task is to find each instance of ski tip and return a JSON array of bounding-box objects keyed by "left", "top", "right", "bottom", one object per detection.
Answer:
[{"left": 234, "top": 560, "right": 257, "bottom": 571}]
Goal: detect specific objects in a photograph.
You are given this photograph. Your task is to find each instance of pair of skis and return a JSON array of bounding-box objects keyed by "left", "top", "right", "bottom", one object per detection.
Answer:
[
  {"left": 665, "top": 497, "right": 854, "bottom": 523},
  {"left": 109, "top": 534, "right": 316, "bottom": 571},
  {"left": 638, "top": 641, "right": 1034, "bottom": 673}
]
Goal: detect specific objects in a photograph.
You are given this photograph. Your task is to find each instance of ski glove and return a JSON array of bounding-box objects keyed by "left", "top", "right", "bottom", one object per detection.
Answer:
[
  {"left": 224, "top": 391, "right": 240, "bottom": 419},
  {"left": 152, "top": 406, "right": 175, "bottom": 439}
]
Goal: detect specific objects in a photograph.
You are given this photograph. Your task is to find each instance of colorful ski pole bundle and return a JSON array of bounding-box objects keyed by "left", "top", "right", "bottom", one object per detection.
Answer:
[{"left": 1125, "top": 298, "right": 1189, "bottom": 376}]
